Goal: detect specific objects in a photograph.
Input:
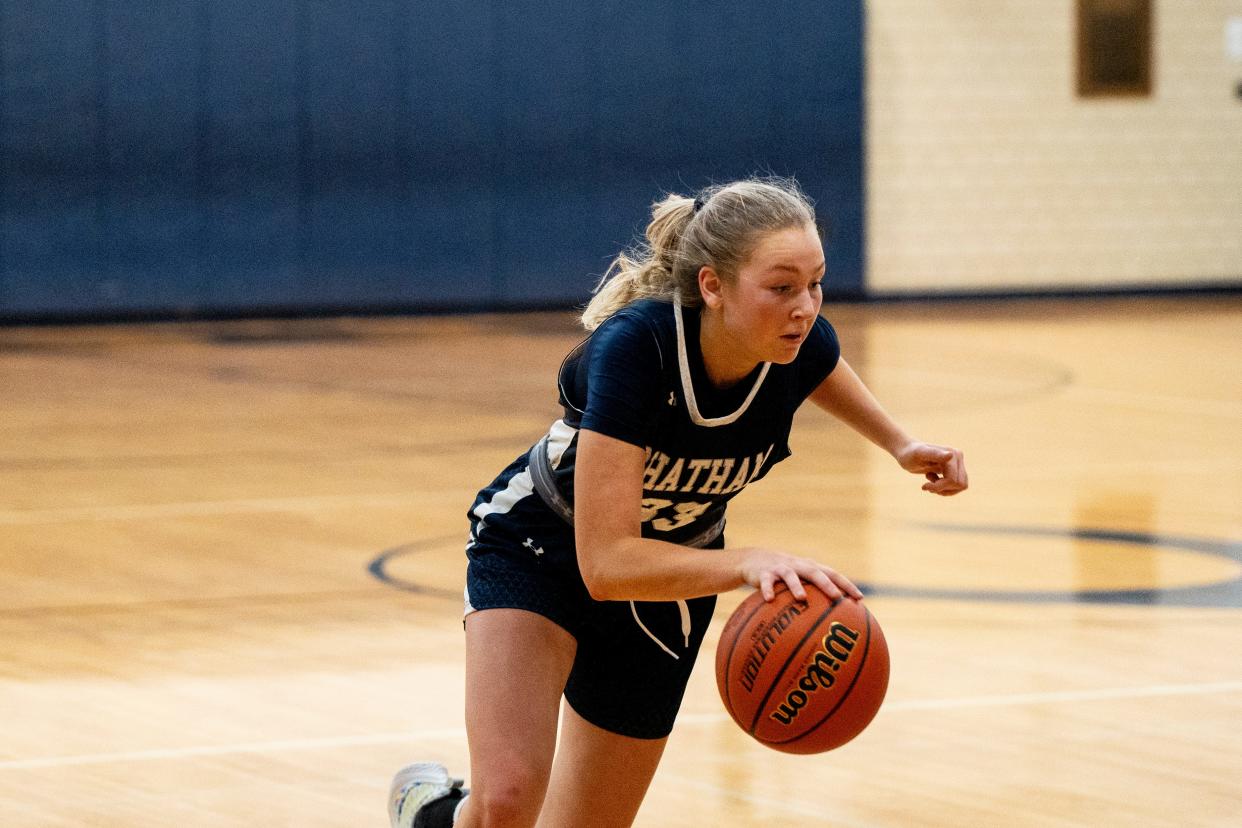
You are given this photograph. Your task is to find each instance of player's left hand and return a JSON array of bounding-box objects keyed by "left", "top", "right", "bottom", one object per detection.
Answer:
[{"left": 895, "top": 442, "right": 968, "bottom": 496}]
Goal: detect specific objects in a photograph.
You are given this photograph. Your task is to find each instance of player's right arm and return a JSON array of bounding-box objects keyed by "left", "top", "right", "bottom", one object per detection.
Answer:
[{"left": 573, "top": 428, "right": 862, "bottom": 603}]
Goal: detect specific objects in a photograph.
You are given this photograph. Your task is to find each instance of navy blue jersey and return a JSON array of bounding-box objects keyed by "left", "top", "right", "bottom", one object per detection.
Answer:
[{"left": 470, "top": 297, "right": 840, "bottom": 547}]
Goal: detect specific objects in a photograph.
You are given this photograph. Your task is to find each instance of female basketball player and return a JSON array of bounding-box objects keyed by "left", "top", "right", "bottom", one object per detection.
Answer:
[{"left": 388, "top": 178, "right": 967, "bottom": 828}]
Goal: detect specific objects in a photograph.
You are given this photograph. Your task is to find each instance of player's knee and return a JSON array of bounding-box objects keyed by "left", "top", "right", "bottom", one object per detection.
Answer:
[
  {"left": 470, "top": 762, "right": 547, "bottom": 827},
  {"left": 470, "top": 785, "right": 538, "bottom": 828}
]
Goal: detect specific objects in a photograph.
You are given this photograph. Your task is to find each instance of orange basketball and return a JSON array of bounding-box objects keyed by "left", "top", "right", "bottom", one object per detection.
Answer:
[{"left": 715, "top": 584, "right": 889, "bottom": 754}]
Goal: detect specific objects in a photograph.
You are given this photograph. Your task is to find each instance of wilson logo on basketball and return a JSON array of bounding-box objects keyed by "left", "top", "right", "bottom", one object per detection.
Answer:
[
  {"left": 769, "top": 621, "right": 861, "bottom": 726},
  {"left": 739, "top": 603, "right": 804, "bottom": 692}
]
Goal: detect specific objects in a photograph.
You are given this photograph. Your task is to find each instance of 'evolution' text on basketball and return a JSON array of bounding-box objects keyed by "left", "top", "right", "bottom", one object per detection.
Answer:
[{"left": 739, "top": 602, "right": 805, "bottom": 692}]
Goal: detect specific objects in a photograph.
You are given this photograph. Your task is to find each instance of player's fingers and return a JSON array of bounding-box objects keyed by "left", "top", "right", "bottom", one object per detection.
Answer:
[
  {"left": 939, "top": 450, "right": 966, "bottom": 490},
  {"left": 912, "top": 447, "right": 953, "bottom": 472},
  {"left": 920, "top": 450, "right": 967, "bottom": 495},
  {"left": 759, "top": 571, "right": 776, "bottom": 602},
  {"left": 952, "top": 450, "right": 969, "bottom": 488},
  {"left": 780, "top": 568, "right": 808, "bottom": 602},
  {"left": 806, "top": 568, "right": 842, "bottom": 601},
  {"left": 904, "top": 450, "right": 953, "bottom": 480},
  {"left": 829, "top": 569, "right": 864, "bottom": 601},
  {"left": 924, "top": 473, "right": 966, "bottom": 495}
]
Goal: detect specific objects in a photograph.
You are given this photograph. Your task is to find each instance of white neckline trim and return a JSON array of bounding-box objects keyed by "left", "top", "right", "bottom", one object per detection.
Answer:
[{"left": 672, "top": 296, "right": 770, "bottom": 427}]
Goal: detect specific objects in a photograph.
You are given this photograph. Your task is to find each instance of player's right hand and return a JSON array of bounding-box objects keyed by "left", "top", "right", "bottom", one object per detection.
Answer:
[{"left": 736, "top": 549, "right": 864, "bottom": 603}]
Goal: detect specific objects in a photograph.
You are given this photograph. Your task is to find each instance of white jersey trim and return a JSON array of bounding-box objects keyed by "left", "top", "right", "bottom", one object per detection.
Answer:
[
  {"left": 673, "top": 296, "right": 770, "bottom": 428},
  {"left": 546, "top": 418, "right": 577, "bottom": 469}
]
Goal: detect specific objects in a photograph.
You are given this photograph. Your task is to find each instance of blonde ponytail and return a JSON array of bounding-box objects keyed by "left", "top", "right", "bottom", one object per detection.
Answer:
[
  {"left": 581, "top": 195, "right": 697, "bottom": 331},
  {"left": 581, "top": 177, "right": 815, "bottom": 331}
]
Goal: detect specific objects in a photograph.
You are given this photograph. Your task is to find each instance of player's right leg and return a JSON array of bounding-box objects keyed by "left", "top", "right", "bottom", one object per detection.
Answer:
[{"left": 453, "top": 607, "right": 577, "bottom": 828}]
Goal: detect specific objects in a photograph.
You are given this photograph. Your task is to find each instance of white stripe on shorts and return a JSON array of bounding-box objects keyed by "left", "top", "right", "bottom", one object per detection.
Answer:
[{"left": 471, "top": 468, "right": 535, "bottom": 522}]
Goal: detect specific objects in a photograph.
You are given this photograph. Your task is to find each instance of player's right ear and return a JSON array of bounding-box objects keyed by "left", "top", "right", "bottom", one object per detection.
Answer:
[{"left": 698, "top": 266, "right": 725, "bottom": 310}]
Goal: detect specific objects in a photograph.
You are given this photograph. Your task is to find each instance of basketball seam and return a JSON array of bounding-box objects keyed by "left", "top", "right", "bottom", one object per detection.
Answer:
[{"left": 745, "top": 598, "right": 840, "bottom": 736}]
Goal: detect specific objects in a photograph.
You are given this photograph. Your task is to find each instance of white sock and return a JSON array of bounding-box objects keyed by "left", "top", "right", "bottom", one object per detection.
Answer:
[{"left": 452, "top": 793, "right": 469, "bottom": 825}]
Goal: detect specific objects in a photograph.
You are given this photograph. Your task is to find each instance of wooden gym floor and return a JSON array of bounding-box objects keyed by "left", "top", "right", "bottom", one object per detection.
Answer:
[{"left": 1, "top": 296, "right": 1239, "bottom": 827}]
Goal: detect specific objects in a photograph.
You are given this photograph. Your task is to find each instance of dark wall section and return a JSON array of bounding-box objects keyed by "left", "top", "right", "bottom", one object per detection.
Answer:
[{"left": 0, "top": 2, "right": 863, "bottom": 319}]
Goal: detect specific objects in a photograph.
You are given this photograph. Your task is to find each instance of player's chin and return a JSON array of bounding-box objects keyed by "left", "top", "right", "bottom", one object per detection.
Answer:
[{"left": 771, "top": 337, "right": 804, "bottom": 363}]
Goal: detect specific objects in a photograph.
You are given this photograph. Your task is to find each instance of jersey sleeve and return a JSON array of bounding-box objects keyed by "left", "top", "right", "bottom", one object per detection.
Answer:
[
  {"left": 796, "top": 314, "right": 841, "bottom": 400},
  {"left": 578, "top": 311, "right": 663, "bottom": 448}
]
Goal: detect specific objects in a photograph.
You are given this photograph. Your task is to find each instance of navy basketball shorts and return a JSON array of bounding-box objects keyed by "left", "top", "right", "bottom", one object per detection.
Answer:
[{"left": 464, "top": 500, "right": 720, "bottom": 740}]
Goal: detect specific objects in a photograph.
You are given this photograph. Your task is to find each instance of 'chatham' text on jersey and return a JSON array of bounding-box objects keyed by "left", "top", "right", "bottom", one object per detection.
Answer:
[{"left": 534, "top": 297, "right": 841, "bottom": 546}]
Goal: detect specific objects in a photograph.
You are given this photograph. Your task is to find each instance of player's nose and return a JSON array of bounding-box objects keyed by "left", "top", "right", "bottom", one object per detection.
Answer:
[{"left": 792, "top": 286, "right": 817, "bottom": 319}]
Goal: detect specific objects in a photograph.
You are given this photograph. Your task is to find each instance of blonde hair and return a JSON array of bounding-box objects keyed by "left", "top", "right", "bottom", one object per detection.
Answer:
[{"left": 581, "top": 177, "right": 816, "bottom": 330}]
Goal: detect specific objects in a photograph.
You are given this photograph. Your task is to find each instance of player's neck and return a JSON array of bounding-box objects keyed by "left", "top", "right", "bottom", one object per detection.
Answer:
[{"left": 698, "top": 309, "right": 759, "bottom": 390}]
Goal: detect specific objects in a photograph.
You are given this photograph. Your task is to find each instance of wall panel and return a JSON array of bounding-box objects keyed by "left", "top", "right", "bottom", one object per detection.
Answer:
[
  {"left": 201, "top": 0, "right": 301, "bottom": 309},
  {"left": 867, "top": 0, "right": 1242, "bottom": 294},
  {"left": 100, "top": 0, "right": 201, "bottom": 311},
  {"left": 0, "top": 1, "right": 864, "bottom": 319},
  {"left": 1, "top": 0, "right": 105, "bottom": 313}
]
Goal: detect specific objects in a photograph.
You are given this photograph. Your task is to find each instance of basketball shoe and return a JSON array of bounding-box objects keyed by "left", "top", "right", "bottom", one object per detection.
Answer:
[{"left": 388, "top": 762, "right": 466, "bottom": 828}]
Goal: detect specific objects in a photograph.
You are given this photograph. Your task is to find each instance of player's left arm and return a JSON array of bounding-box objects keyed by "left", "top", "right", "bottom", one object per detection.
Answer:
[{"left": 808, "top": 357, "right": 968, "bottom": 496}]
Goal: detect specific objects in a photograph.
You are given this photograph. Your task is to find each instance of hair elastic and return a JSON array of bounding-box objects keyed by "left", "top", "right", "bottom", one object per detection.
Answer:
[{"left": 692, "top": 197, "right": 705, "bottom": 214}]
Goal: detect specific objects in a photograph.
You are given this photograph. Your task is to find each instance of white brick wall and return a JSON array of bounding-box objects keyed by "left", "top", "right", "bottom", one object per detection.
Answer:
[{"left": 866, "top": 0, "right": 1242, "bottom": 293}]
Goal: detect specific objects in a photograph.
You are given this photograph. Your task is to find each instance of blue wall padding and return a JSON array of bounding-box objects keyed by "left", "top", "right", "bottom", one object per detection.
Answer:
[{"left": 0, "top": 1, "right": 863, "bottom": 318}]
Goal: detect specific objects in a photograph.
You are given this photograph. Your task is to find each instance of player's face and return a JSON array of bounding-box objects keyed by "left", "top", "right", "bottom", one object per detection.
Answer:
[{"left": 720, "top": 223, "right": 825, "bottom": 366}]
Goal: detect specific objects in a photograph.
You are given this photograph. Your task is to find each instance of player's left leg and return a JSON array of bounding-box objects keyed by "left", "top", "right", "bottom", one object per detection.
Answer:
[{"left": 534, "top": 702, "right": 668, "bottom": 828}]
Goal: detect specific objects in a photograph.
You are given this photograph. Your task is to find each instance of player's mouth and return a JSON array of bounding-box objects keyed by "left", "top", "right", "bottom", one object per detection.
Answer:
[{"left": 780, "top": 331, "right": 807, "bottom": 345}]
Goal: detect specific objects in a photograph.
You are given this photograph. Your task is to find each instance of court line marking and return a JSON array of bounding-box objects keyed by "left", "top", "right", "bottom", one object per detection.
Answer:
[
  {"left": 859, "top": 679, "right": 1242, "bottom": 712},
  {"left": 0, "top": 493, "right": 424, "bottom": 525},
  {"left": 655, "top": 772, "right": 877, "bottom": 828},
  {"left": 1065, "top": 386, "right": 1242, "bottom": 419},
  {"left": 0, "top": 477, "right": 854, "bottom": 526},
  {"left": 3, "top": 450, "right": 1233, "bottom": 528},
  {"left": 876, "top": 523, "right": 1242, "bottom": 608},
  {"left": 2, "top": 680, "right": 1238, "bottom": 772},
  {"left": 7, "top": 451, "right": 1230, "bottom": 527}
]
